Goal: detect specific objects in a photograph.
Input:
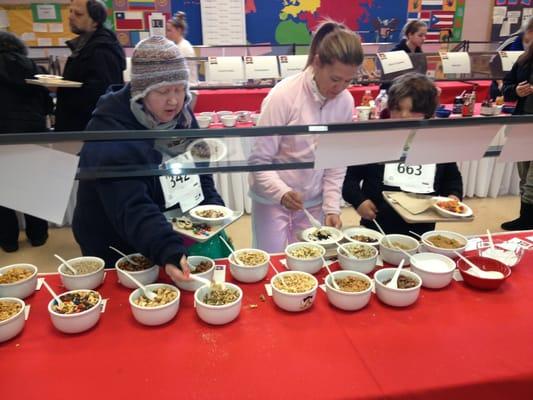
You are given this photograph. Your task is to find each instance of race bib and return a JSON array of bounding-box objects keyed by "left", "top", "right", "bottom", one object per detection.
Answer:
[
  {"left": 383, "top": 163, "right": 436, "bottom": 194},
  {"left": 159, "top": 152, "right": 204, "bottom": 211}
]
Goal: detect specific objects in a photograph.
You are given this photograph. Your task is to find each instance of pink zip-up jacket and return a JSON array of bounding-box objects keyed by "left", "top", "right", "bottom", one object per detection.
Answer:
[{"left": 248, "top": 68, "right": 353, "bottom": 215}]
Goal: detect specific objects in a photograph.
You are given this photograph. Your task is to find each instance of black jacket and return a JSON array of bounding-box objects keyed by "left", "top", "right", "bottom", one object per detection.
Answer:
[
  {"left": 342, "top": 163, "right": 463, "bottom": 236},
  {"left": 72, "top": 84, "right": 224, "bottom": 268},
  {"left": 502, "top": 59, "right": 533, "bottom": 115},
  {"left": 55, "top": 27, "right": 125, "bottom": 132},
  {"left": 0, "top": 49, "right": 52, "bottom": 133}
]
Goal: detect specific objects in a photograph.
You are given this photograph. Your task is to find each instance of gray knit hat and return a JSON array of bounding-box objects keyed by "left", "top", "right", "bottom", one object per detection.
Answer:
[{"left": 130, "top": 35, "right": 189, "bottom": 102}]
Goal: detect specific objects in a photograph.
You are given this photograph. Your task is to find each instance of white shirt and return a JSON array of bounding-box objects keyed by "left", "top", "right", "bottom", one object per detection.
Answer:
[{"left": 177, "top": 38, "right": 198, "bottom": 85}]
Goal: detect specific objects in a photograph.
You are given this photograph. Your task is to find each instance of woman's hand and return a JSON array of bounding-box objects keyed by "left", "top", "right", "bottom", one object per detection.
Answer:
[
  {"left": 324, "top": 213, "right": 342, "bottom": 229},
  {"left": 281, "top": 190, "right": 304, "bottom": 211},
  {"left": 356, "top": 199, "right": 378, "bottom": 220},
  {"left": 516, "top": 81, "right": 533, "bottom": 98},
  {"left": 165, "top": 255, "right": 190, "bottom": 282}
]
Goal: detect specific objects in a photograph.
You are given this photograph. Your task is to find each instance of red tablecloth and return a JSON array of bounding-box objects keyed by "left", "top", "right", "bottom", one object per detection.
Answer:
[
  {"left": 195, "top": 81, "right": 491, "bottom": 113},
  {"left": 2, "top": 231, "right": 533, "bottom": 399}
]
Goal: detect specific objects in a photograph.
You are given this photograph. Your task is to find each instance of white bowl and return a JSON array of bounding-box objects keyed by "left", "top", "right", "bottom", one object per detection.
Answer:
[
  {"left": 374, "top": 268, "right": 422, "bottom": 307},
  {"left": 235, "top": 110, "right": 251, "bottom": 122},
  {"left": 409, "top": 253, "right": 456, "bottom": 289},
  {"left": 199, "top": 111, "right": 216, "bottom": 122},
  {"left": 337, "top": 243, "right": 378, "bottom": 274},
  {"left": 421, "top": 230, "right": 467, "bottom": 258},
  {"left": 229, "top": 249, "right": 269, "bottom": 283},
  {"left": 0, "top": 264, "right": 38, "bottom": 299},
  {"left": 187, "top": 138, "right": 228, "bottom": 162},
  {"left": 216, "top": 110, "right": 233, "bottom": 119},
  {"left": 58, "top": 257, "right": 105, "bottom": 291},
  {"left": 379, "top": 235, "right": 420, "bottom": 266},
  {"left": 251, "top": 113, "right": 261, "bottom": 125},
  {"left": 0, "top": 298, "right": 26, "bottom": 343},
  {"left": 343, "top": 227, "right": 383, "bottom": 248},
  {"left": 285, "top": 242, "right": 326, "bottom": 274},
  {"left": 175, "top": 256, "right": 215, "bottom": 292},
  {"left": 48, "top": 290, "right": 102, "bottom": 334},
  {"left": 480, "top": 106, "right": 495, "bottom": 116},
  {"left": 325, "top": 271, "right": 373, "bottom": 311},
  {"left": 189, "top": 204, "right": 233, "bottom": 226},
  {"left": 270, "top": 271, "right": 318, "bottom": 312},
  {"left": 196, "top": 115, "right": 211, "bottom": 128},
  {"left": 129, "top": 283, "right": 180, "bottom": 326},
  {"left": 221, "top": 115, "right": 238, "bottom": 127},
  {"left": 194, "top": 282, "right": 242, "bottom": 325},
  {"left": 432, "top": 197, "right": 473, "bottom": 218},
  {"left": 301, "top": 226, "right": 344, "bottom": 249},
  {"left": 115, "top": 254, "right": 159, "bottom": 289}
]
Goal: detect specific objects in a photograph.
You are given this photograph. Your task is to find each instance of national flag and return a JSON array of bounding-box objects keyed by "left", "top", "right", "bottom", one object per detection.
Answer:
[
  {"left": 421, "top": 0, "right": 444, "bottom": 10},
  {"left": 430, "top": 11, "right": 455, "bottom": 28},
  {"left": 128, "top": 0, "right": 155, "bottom": 10},
  {"left": 425, "top": 31, "right": 442, "bottom": 42},
  {"left": 407, "top": 11, "right": 431, "bottom": 22},
  {"left": 495, "top": 0, "right": 506, "bottom": 5},
  {"left": 115, "top": 11, "right": 144, "bottom": 31}
]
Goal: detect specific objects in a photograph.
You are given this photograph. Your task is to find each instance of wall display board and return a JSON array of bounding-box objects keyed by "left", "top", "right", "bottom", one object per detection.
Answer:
[
  {"left": 200, "top": 0, "right": 246, "bottom": 45},
  {"left": 491, "top": 0, "right": 533, "bottom": 41}
]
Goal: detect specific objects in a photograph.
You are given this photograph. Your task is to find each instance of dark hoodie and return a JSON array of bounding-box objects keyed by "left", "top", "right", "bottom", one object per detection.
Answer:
[
  {"left": 73, "top": 84, "right": 224, "bottom": 268},
  {"left": 0, "top": 43, "right": 52, "bottom": 133},
  {"left": 55, "top": 27, "right": 126, "bottom": 132}
]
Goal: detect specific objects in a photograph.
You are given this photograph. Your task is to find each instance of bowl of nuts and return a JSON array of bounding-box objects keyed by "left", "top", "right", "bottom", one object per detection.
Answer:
[
  {"left": 229, "top": 248, "right": 270, "bottom": 283},
  {"left": 0, "top": 298, "right": 26, "bottom": 343},
  {"left": 337, "top": 243, "right": 378, "bottom": 274},
  {"left": 270, "top": 271, "right": 318, "bottom": 312},
  {"left": 129, "top": 283, "right": 180, "bottom": 326},
  {"left": 0, "top": 264, "right": 38, "bottom": 299},
  {"left": 325, "top": 271, "right": 373, "bottom": 311},
  {"left": 284, "top": 242, "right": 326, "bottom": 274},
  {"left": 194, "top": 282, "right": 242, "bottom": 325},
  {"left": 175, "top": 256, "right": 215, "bottom": 292},
  {"left": 48, "top": 290, "right": 102, "bottom": 334},
  {"left": 115, "top": 254, "right": 159, "bottom": 289},
  {"left": 58, "top": 257, "right": 105, "bottom": 291}
]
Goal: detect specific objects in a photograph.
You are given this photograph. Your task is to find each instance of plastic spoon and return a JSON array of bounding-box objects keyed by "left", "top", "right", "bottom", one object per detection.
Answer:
[
  {"left": 336, "top": 241, "right": 355, "bottom": 258},
  {"left": 373, "top": 219, "right": 392, "bottom": 247},
  {"left": 219, "top": 236, "right": 244, "bottom": 266},
  {"left": 408, "top": 231, "right": 432, "bottom": 247},
  {"left": 322, "top": 257, "right": 340, "bottom": 290},
  {"left": 269, "top": 261, "right": 289, "bottom": 289},
  {"left": 453, "top": 251, "right": 504, "bottom": 279},
  {"left": 54, "top": 254, "right": 78, "bottom": 275},
  {"left": 386, "top": 259, "right": 406, "bottom": 289},
  {"left": 109, "top": 246, "right": 139, "bottom": 266},
  {"left": 487, "top": 229, "right": 495, "bottom": 250},
  {"left": 119, "top": 269, "right": 157, "bottom": 300},
  {"left": 42, "top": 279, "right": 63, "bottom": 306},
  {"left": 303, "top": 208, "right": 322, "bottom": 229}
]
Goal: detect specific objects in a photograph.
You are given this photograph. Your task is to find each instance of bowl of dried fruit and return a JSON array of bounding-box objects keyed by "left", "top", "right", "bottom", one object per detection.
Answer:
[
  {"left": 175, "top": 256, "right": 215, "bottom": 292},
  {"left": 229, "top": 248, "right": 270, "bottom": 283},
  {"left": 48, "top": 290, "right": 102, "bottom": 334},
  {"left": 0, "top": 264, "right": 38, "bottom": 299},
  {"left": 0, "top": 297, "right": 26, "bottom": 343},
  {"left": 129, "top": 283, "right": 180, "bottom": 326},
  {"left": 194, "top": 282, "right": 242, "bottom": 325},
  {"left": 58, "top": 256, "right": 105, "bottom": 291},
  {"left": 115, "top": 254, "right": 159, "bottom": 289},
  {"left": 325, "top": 271, "right": 373, "bottom": 311}
]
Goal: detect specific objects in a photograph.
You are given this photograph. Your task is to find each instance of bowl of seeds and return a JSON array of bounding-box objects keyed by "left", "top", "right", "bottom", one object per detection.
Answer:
[
  {"left": 270, "top": 271, "right": 318, "bottom": 312},
  {"left": 337, "top": 243, "right": 378, "bottom": 274},
  {"left": 194, "top": 282, "right": 243, "bottom": 325},
  {"left": 175, "top": 256, "right": 215, "bottom": 292},
  {"left": 115, "top": 254, "right": 159, "bottom": 289},
  {"left": 129, "top": 283, "right": 180, "bottom": 326},
  {"left": 0, "top": 264, "right": 38, "bottom": 299},
  {"left": 325, "top": 271, "right": 373, "bottom": 311},
  {"left": 58, "top": 257, "right": 105, "bottom": 291}
]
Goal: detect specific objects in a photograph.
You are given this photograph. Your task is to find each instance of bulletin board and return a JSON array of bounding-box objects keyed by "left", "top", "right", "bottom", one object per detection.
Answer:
[{"left": 491, "top": 0, "right": 533, "bottom": 41}]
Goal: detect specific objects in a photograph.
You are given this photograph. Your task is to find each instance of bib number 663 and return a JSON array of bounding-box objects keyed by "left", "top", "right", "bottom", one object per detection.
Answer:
[{"left": 397, "top": 163, "right": 422, "bottom": 176}]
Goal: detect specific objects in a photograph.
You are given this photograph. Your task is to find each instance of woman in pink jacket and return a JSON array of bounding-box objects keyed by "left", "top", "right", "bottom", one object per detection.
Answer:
[{"left": 248, "top": 21, "right": 364, "bottom": 252}]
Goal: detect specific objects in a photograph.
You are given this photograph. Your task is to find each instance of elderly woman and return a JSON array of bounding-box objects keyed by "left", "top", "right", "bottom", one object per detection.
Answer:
[{"left": 72, "top": 36, "right": 226, "bottom": 282}]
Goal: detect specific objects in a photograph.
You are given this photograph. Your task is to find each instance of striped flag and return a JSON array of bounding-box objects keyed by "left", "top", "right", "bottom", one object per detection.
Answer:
[
  {"left": 408, "top": 11, "right": 432, "bottom": 22},
  {"left": 425, "top": 31, "right": 442, "bottom": 42},
  {"left": 422, "top": 0, "right": 444, "bottom": 10},
  {"left": 430, "top": 11, "right": 455, "bottom": 28},
  {"left": 128, "top": 0, "right": 155, "bottom": 10},
  {"left": 114, "top": 11, "right": 144, "bottom": 31}
]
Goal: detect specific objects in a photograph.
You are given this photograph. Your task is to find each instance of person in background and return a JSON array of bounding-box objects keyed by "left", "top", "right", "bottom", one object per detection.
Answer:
[
  {"left": 55, "top": 0, "right": 125, "bottom": 132},
  {"left": 343, "top": 73, "right": 463, "bottom": 237},
  {"left": 248, "top": 21, "right": 364, "bottom": 253},
  {"left": 166, "top": 11, "right": 198, "bottom": 87},
  {"left": 0, "top": 32, "right": 53, "bottom": 252},
  {"left": 72, "top": 36, "right": 226, "bottom": 283},
  {"left": 490, "top": 16, "right": 533, "bottom": 100},
  {"left": 500, "top": 19, "right": 533, "bottom": 231}
]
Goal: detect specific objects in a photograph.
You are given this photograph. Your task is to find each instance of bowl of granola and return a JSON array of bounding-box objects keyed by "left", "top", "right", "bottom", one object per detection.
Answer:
[
  {"left": 189, "top": 204, "right": 233, "bottom": 226},
  {"left": 325, "top": 271, "right": 373, "bottom": 311},
  {"left": 270, "top": 271, "right": 318, "bottom": 312},
  {"left": 285, "top": 242, "right": 326, "bottom": 274},
  {"left": 0, "top": 264, "right": 38, "bottom": 299},
  {"left": 194, "top": 282, "right": 242, "bottom": 325},
  {"left": 0, "top": 298, "right": 26, "bottom": 343},
  {"left": 129, "top": 283, "right": 180, "bottom": 326},
  {"left": 175, "top": 256, "right": 215, "bottom": 292},
  {"left": 115, "top": 254, "right": 159, "bottom": 289},
  {"left": 229, "top": 248, "right": 270, "bottom": 283},
  {"left": 47, "top": 290, "right": 102, "bottom": 334},
  {"left": 337, "top": 243, "right": 378, "bottom": 274}
]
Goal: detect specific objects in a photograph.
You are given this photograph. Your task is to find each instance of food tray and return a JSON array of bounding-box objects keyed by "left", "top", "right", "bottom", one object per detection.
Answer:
[
  {"left": 25, "top": 79, "right": 82, "bottom": 88},
  {"left": 382, "top": 191, "right": 474, "bottom": 224},
  {"left": 165, "top": 209, "right": 243, "bottom": 243}
]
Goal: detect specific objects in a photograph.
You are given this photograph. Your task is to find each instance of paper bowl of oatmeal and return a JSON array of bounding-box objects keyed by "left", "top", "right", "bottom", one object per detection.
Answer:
[
  {"left": 175, "top": 256, "right": 215, "bottom": 292},
  {"left": 129, "top": 283, "right": 180, "bottom": 326},
  {"left": 0, "top": 264, "right": 38, "bottom": 299},
  {"left": 194, "top": 282, "right": 243, "bottom": 325},
  {"left": 189, "top": 204, "right": 232, "bottom": 226},
  {"left": 270, "top": 271, "right": 318, "bottom": 312},
  {"left": 0, "top": 298, "right": 26, "bottom": 343},
  {"left": 48, "top": 290, "right": 102, "bottom": 334},
  {"left": 229, "top": 248, "right": 270, "bottom": 283},
  {"left": 285, "top": 242, "right": 326, "bottom": 274},
  {"left": 115, "top": 254, "right": 159, "bottom": 289},
  {"left": 337, "top": 243, "right": 378, "bottom": 274},
  {"left": 58, "top": 256, "right": 105, "bottom": 290},
  {"left": 301, "top": 226, "right": 343, "bottom": 248},
  {"left": 325, "top": 271, "right": 373, "bottom": 311}
]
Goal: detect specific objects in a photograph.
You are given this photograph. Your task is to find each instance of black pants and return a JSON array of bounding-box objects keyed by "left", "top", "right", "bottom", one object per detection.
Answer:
[{"left": 0, "top": 206, "right": 48, "bottom": 245}]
